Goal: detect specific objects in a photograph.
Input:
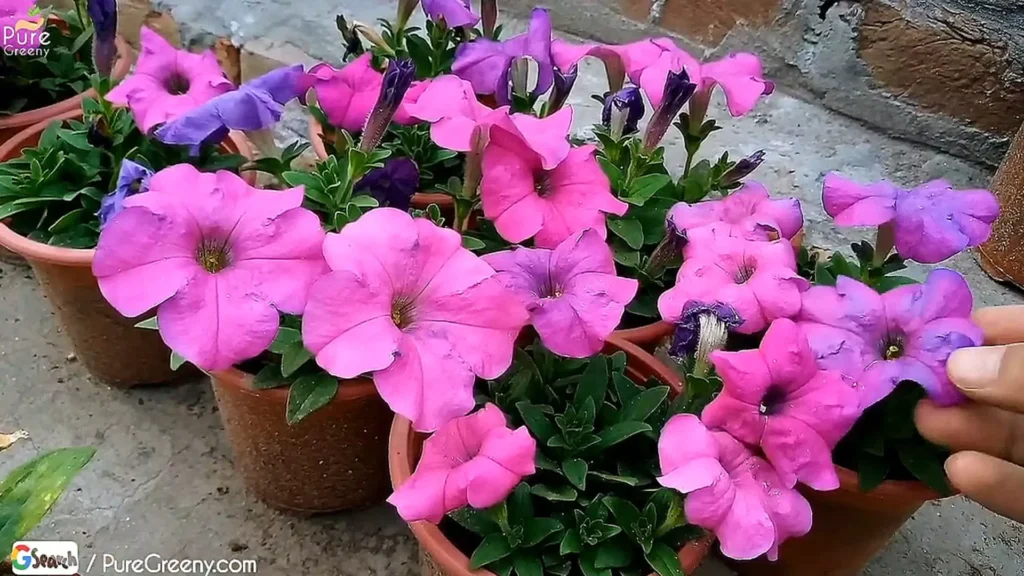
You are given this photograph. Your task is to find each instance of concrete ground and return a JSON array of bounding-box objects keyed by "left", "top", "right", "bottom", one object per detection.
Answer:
[{"left": 3, "top": 0, "right": 1024, "bottom": 574}]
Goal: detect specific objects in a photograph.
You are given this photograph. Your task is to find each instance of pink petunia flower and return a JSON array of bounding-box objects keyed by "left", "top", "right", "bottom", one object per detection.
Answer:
[
  {"left": 480, "top": 112, "right": 627, "bottom": 248},
  {"left": 388, "top": 403, "right": 536, "bottom": 523},
  {"left": 701, "top": 319, "right": 862, "bottom": 490},
  {"left": 822, "top": 173, "right": 1000, "bottom": 264},
  {"left": 421, "top": 0, "right": 480, "bottom": 28},
  {"left": 657, "top": 414, "right": 812, "bottom": 561},
  {"left": 401, "top": 74, "right": 509, "bottom": 152},
  {"left": 302, "top": 208, "right": 529, "bottom": 432},
  {"left": 667, "top": 181, "right": 803, "bottom": 242},
  {"left": 299, "top": 54, "right": 382, "bottom": 134},
  {"left": 658, "top": 230, "right": 808, "bottom": 334},
  {"left": 92, "top": 165, "right": 328, "bottom": 371},
  {"left": 484, "top": 229, "right": 639, "bottom": 358},
  {"left": 797, "top": 269, "right": 984, "bottom": 408},
  {"left": 106, "top": 27, "right": 234, "bottom": 134}
]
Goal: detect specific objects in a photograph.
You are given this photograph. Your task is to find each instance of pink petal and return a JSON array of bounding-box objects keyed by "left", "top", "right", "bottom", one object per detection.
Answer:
[
  {"left": 783, "top": 369, "right": 862, "bottom": 447},
  {"left": 704, "top": 475, "right": 775, "bottom": 561},
  {"left": 749, "top": 460, "right": 813, "bottom": 560},
  {"left": 93, "top": 206, "right": 200, "bottom": 318},
  {"left": 373, "top": 331, "right": 478, "bottom": 432},
  {"left": 657, "top": 260, "right": 734, "bottom": 323},
  {"left": 822, "top": 173, "right": 898, "bottom": 227},
  {"left": 460, "top": 457, "right": 526, "bottom": 510},
  {"left": 708, "top": 348, "right": 773, "bottom": 404},
  {"left": 798, "top": 276, "right": 887, "bottom": 337},
  {"left": 477, "top": 425, "right": 538, "bottom": 478},
  {"left": 761, "top": 415, "right": 841, "bottom": 490},
  {"left": 882, "top": 268, "right": 974, "bottom": 335},
  {"left": 798, "top": 322, "right": 874, "bottom": 381},
  {"left": 303, "top": 271, "right": 401, "bottom": 378},
  {"left": 421, "top": 403, "right": 509, "bottom": 467},
  {"left": 387, "top": 467, "right": 452, "bottom": 523},
  {"left": 657, "top": 414, "right": 724, "bottom": 492},
  {"left": 747, "top": 268, "right": 806, "bottom": 326},
  {"left": 859, "top": 357, "right": 938, "bottom": 409},
  {"left": 756, "top": 319, "right": 818, "bottom": 388},
  {"left": 481, "top": 128, "right": 546, "bottom": 243},
  {"left": 506, "top": 107, "right": 573, "bottom": 170},
  {"left": 701, "top": 53, "right": 773, "bottom": 117},
  {"left": 156, "top": 271, "right": 280, "bottom": 371},
  {"left": 905, "top": 317, "right": 983, "bottom": 406},
  {"left": 394, "top": 80, "right": 430, "bottom": 125},
  {"left": 532, "top": 275, "right": 637, "bottom": 358},
  {"left": 301, "top": 55, "right": 382, "bottom": 132},
  {"left": 700, "top": 392, "right": 766, "bottom": 448}
]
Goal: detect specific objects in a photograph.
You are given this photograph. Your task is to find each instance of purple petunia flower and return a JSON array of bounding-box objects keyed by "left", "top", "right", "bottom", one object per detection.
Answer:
[
  {"left": 643, "top": 68, "right": 697, "bottom": 150},
  {"left": 484, "top": 228, "right": 639, "bottom": 358},
  {"left": 421, "top": 0, "right": 480, "bottom": 28},
  {"left": 721, "top": 150, "right": 765, "bottom": 186},
  {"left": 86, "top": 0, "right": 117, "bottom": 77},
  {"left": 98, "top": 160, "right": 154, "bottom": 227},
  {"left": 360, "top": 58, "right": 417, "bottom": 152},
  {"left": 669, "top": 301, "right": 742, "bottom": 359},
  {"left": 601, "top": 85, "right": 645, "bottom": 138},
  {"left": 452, "top": 8, "right": 554, "bottom": 102},
  {"left": 797, "top": 269, "right": 984, "bottom": 408},
  {"left": 154, "top": 65, "right": 304, "bottom": 148},
  {"left": 353, "top": 157, "right": 420, "bottom": 211},
  {"left": 822, "top": 173, "right": 1000, "bottom": 264},
  {"left": 547, "top": 65, "right": 577, "bottom": 114}
]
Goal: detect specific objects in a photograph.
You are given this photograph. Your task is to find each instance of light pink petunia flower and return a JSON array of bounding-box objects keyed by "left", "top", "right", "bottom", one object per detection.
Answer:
[
  {"left": 658, "top": 229, "right": 808, "bottom": 334},
  {"left": 92, "top": 165, "right": 328, "bottom": 371},
  {"left": 299, "top": 54, "right": 382, "bottom": 134},
  {"left": 106, "top": 27, "right": 233, "bottom": 134},
  {"left": 388, "top": 404, "right": 536, "bottom": 523},
  {"left": 667, "top": 181, "right": 803, "bottom": 242},
  {"left": 701, "top": 319, "right": 862, "bottom": 490},
  {"left": 302, "top": 208, "right": 529, "bottom": 432},
  {"left": 480, "top": 113, "right": 627, "bottom": 248},
  {"left": 484, "top": 229, "right": 639, "bottom": 358},
  {"left": 401, "top": 74, "right": 509, "bottom": 152},
  {"left": 657, "top": 414, "right": 812, "bottom": 561}
]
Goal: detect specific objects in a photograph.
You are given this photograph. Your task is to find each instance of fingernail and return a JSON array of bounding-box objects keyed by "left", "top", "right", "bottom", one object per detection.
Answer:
[{"left": 947, "top": 346, "right": 1004, "bottom": 390}]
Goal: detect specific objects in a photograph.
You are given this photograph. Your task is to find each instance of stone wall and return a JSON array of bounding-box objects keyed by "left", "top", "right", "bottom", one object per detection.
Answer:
[{"left": 43, "top": 0, "right": 1024, "bottom": 166}]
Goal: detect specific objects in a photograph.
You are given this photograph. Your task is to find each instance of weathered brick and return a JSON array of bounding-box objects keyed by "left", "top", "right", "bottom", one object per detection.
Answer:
[
  {"left": 859, "top": 2, "right": 1024, "bottom": 136},
  {"left": 658, "top": 0, "right": 782, "bottom": 45},
  {"left": 619, "top": 0, "right": 653, "bottom": 23}
]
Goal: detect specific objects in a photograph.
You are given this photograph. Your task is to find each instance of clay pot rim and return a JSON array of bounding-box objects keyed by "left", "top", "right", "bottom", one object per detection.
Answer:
[
  {"left": 387, "top": 335, "right": 715, "bottom": 576},
  {"left": 613, "top": 320, "right": 673, "bottom": 348},
  {"left": 0, "top": 17, "right": 132, "bottom": 130},
  {"left": 834, "top": 464, "right": 945, "bottom": 502},
  {"left": 0, "top": 110, "right": 255, "bottom": 266},
  {"left": 211, "top": 365, "right": 379, "bottom": 402}
]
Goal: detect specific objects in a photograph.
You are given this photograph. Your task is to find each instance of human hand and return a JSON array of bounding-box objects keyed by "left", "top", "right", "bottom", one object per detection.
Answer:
[{"left": 915, "top": 305, "right": 1024, "bottom": 523}]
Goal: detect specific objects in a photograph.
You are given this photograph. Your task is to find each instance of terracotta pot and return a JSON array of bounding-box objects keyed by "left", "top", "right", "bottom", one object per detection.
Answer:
[
  {"left": 307, "top": 116, "right": 455, "bottom": 211},
  {"left": 211, "top": 368, "right": 393, "bottom": 514},
  {"left": 726, "top": 467, "right": 941, "bottom": 576},
  {"left": 613, "top": 321, "right": 673, "bottom": 352},
  {"left": 389, "top": 336, "right": 715, "bottom": 576},
  {"left": 979, "top": 122, "right": 1024, "bottom": 289},
  {"left": 0, "top": 17, "right": 132, "bottom": 146},
  {"left": 0, "top": 111, "right": 254, "bottom": 387}
]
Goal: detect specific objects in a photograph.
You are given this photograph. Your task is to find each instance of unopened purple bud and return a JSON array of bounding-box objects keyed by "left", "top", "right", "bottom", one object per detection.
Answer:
[
  {"left": 396, "top": 0, "right": 420, "bottom": 29},
  {"left": 87, "top": 0, "right": 118, "bottom": 77},
  {"left": 547, "top": 65, "right": 577, "bottom": 114},
  {"left": 643, "top": 69, "right": 697, "bottom": 150},
  {"left": 669, "top": 301, "right": 742, "bottom": 363},
  {"left": 482, "top": 0, "right": 498, "bottom": 37},
  {"left": 721, "top": 150, "right": 765, "bottom": 186},
  {"left": 602, "top": 85, "right": 645, "bottom": 139},
  {"left": 360, "top": 58, "right": 416, "bottom": 152}
]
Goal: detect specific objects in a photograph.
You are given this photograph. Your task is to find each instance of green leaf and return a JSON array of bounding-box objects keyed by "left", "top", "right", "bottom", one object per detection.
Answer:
[
  {"left": 559, "top": 530, "right": 582, "bottom": 555},
  {"left": 626, "top": 174, "right": 672, "bottom": 206},
  {"left": 612, "top": 372, "right": 642, "bottom": 405},
  {"left": 594, "top": 540, "right": 633, "bottom": 569},
  {"left": 649, "top": 489, "right": 685, "bottom": 537},
  {"left": 350, "top": 195, "right": 379, "bottom": 209},
  {"left": 513, "top": 555, "right": 544, "bottom": 576},
  {"left": 280, "top": 341, "right": 314, "bottom": 378},
  {"left": 252, "top": 364, "right": 290, "bottom": 389},
  {"left": 814, "top": 261, "right": 837, "bottom": 286},
  {"left": 588, "top": 470, "right": 642, "bottom": 486},
  {"left": 603, "top": 496, "right": 640, "bottom": 530},
  {"left": 613, "top": 247, "right": 641, "bottom": 268},
  {"left": 48, "top": 208, "right": 87, "bottom": 233},
  {"left": 857, "top": 451, "right": 890, "bottom": 493},
  {"left": 562, "top": 458, "right": 588, "bottom": 490},
  {"left": 619, "top": 386, "right": 670, "bottom": 423},
  {"left": 0, "top": 447, "right": 96, "bottom": 554},
  {"left": 645, "top": 541, "right": 686, "bottom": 576},
  {"left": 134, "top": 317, "right": 159, "bottom": 330},
  {"left": 462, "top": 236, "right": 486, "bottom": 250},
  {"left": 506, "top": 483, "right": 534, "bottom": 526},
  {"left": 597, "top": 157, "right": 624, "bottom": 189},
  {"left": 169, "top": 352, "right": 187, "bottom": 371},
  {"left": 531, "top": 483, "right": 578, "bottom": 502},
  {"left": 874, "top": 275, "right": 919, "bottom": 293},
  {"left": 448, "top": 508, "right": 498, "bottom": 535},
  {"left": 579, "top": 549, "right": 613, "bottom": 576},
  {"left": 286, "top": 374, "right": 339, "bottom": 424},
  {"left": 469, "top": 534, "right": 514, "bottom": 569},
  {"left": 608, "top": 218, "right": 644, "bottom": 250},
  {"left": 595, "top": 421, "right": 652, "bottom": 450},
  {"left": 522, "top": 518, "right": 563, "bottom": 547},
  {"left": 517, "top": 402, "right": 557, "bottom": 443},
  {"left": 268, "top": 327, "right": 302, "bottom": 354},
  {"left": 574, "top": 357, "right": 608, "bottom": 411},
  {"left": 56, "top": 129, "right": 93, "bottom": 151},
  {"left": 896, "top": 439, "right": 951, "bottom": 495}
]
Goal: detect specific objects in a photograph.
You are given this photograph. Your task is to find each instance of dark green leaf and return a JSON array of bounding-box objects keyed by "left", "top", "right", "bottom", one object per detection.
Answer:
[
  {"left": 896, "top": 439, "right": 951, "bottom": 495},
  {"left": 559, "top": 530, "right": 582, "bottom": 555},
  {"left": 815, "top": 261, "right": 837, "bottom": 286},
  {"left": 594, "top": 540, "right": 633, "bottom": 569},
  {"left": 169, "top": 352, "right": 187, "bottom": 371},
  {"left": 517, "top": 402, "right": 557, "bottom": 443},
  {"left": 134, "top": 317, "right": 159, "bottom": 330},
  {"left": 608, "top": 218, "right": 644, "bottom": 249},
  {"left": 574, "top": 357, "right": 608, "bottom": 411},
  {"left": 469, "top": 534, "right": 514, "bottom": 569},
  {"left": 645, "top": 541, "right": 686, "bottom": 576},
  {"left": 874, "top": 275, "right": 920, "bottom": 293},
  {"left": 462, "top": 236, "right": 486, "bottom": 250},
  {"left": 612, "top": 372, "right": 643, "bottom": 405},
  {"left": 626, "top": 174, "right": 672, "bottom": 206},
  {"left": 603, "top": 496, "right": 641, "bottom": 529},
  {"left": 619, "top": 387, "right": 670, "bottom": 423},
  {"left": 286, "top": 374, "right": 339, "bottom": 424},
  {"left": 280, "top": 341, "right": 314, "bottom": 378},
  {"left": 449, "top": 508, "right": 498, "bottom": 535},
  {"left": 513, "top": 554, "right": 544, "bottom": 576},
  {"left": 252, "top": 365, "right": 290, "bottom": 389},
  {"left": 522, "top": 518, "right": 563, "bottom": 547},
  {"left": 857, "top": 451, "right": 890, "bottom": 493},
  {"left": 268, "top": 327, "right": 302, "bottom": 354},
  {"left": 596, "top": 421, "right": 652, "bottom": 450},
  {"left": 563, "top": 458, "right": 588, "bottom": 490},
  {"left": 531, "top": 483, "right": 578, "bottom": 502}
]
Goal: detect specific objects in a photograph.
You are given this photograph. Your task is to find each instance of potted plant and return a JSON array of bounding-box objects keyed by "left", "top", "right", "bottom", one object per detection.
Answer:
[
  {"left": 0, "top": 22, "right": 256, "bottom": 387},
  {"left": 979, "top": 121, "right": 1024, "bottom": 289},
  {"left": 388, "top": 335, "right": 716, "bottom": 576},
  {"left": 0, "top": 0, "right": 132, "bottom": 144},
  {"left": 650, "top": 170, "right": 998, "bottom": 574}
]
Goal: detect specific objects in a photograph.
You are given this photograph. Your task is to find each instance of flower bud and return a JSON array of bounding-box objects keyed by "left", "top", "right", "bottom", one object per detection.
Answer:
[
  {"left": 547, "top": 65, "right": 577, "bottom": 114},
  {"left": 353, "top": 21, "right": 394, "bottom": 55},
  {"left": 482, "top": 0, "right": 498, "bottom": 37},
  {"left": 396, "top": 0, "right": 420, "bottom": 30},
  {"left": 601, "top": 85, "right": 645, "bottom": 139},
  {"left": 669, "top": 302, "right": 742, "bottom": 376},
  {"left": 87, "top": 0, "right": 118, "bottom": 78},
  {"left": 643, "top": 69, "right": 697, "bottom": 150},
  {"left": 720, "top": 150, "right": 765, "bottom": 186},
  {"left": 360, "top": 58, "right": 416, "bottom": 152}
]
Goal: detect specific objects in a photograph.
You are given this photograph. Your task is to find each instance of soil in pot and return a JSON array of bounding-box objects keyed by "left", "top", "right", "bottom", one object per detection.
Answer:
[
  {"left": 389, "top": 336, "right": 715, "bottom": 576},
  {"left": 0, "top": 112, "right": 254, "bottom": 387},
  {"left": 211, "top": 368, "right": 393, "bottom": 514}
]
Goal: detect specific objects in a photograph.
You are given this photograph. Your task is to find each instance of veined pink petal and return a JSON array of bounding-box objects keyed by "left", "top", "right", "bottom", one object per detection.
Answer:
[
  {"left": 533, "top": 145, "right": 626, "bottom": 248},
  {"left": 387, "top": 467, "right": 452, "bottom": 524},
  {"left": 798, "top": 276, "right": 887, "bottom": 338},
  {"left": 881, "top": 268, "right": 973, "bottom": 336},
  {"left": 506, "top": 107, "right": 573, "bottom": 170},
  {"left": 757, "top": 319, "right": 818, "bottom": 387},
  {"left": 701, "top": 53, "right": 774, "bottom": 117},
  {"left": 822, "top": 173, "right": 898, "bottom": 227},
  {"left": 301, "top": 55, "right": 382, "bottom": 133},
  {"left": 657, "top": 414, "right": 725, "bottom": 493}
]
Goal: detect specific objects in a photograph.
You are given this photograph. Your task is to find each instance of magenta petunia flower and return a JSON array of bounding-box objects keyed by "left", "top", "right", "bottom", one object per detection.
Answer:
[
  {"left": 657, "top": 414, "right": 812, "bottom": 561},
  {"left": 667, "top": 181, "right": 803, "bottom": 242},
  {"left": 484, "top": 229, "right": 639, "bottom": 358},
  {"left": 701, "top": 319, "right": 861, "bottom": 490},
  {"left": 299, "top": 54, "right": 382, "bottom": 133},
  {"left": 822, "top": 173, "right": 999, "bottom": 264},
  {"left": 797, "top": 269, "right": 984, "bottom": 408},
  {"left": 389, "top": 404, "right": 536, "bottom": 523},
  {"left": 92, "top": 165, "right": 328, "bottom": 371},
  {"left": 302, "top": 208, "right": 529, "bottom": 432},
  {"left": 480, "top": 113, "right": 627, "bottom": 248},
  {"left": 658, "top": 230, "right": 808, "bottom": 334},
  {"left": 421, "top": 0, "right": 480, "bottom": 28},
  {"left": 452, "top": 8, "right": 553, "bottom": 102},
  {"left": 401, "top": 75, "right": 510, "bottom": 153},
  {"left": 106, "top": 27, "right": 233, "bottom": 134}
]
